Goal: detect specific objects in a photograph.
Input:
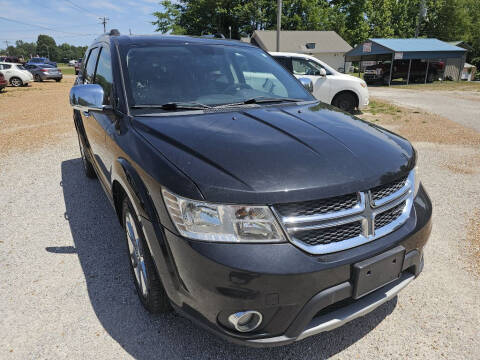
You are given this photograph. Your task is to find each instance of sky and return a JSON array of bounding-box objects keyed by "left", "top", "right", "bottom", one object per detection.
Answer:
[{"left": 0, "top": 0, "right": 164, "bottom": 49}]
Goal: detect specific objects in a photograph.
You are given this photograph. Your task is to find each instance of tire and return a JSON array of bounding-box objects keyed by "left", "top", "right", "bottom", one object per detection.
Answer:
[
  {"left": 77, "top": 133, "right": 96, "bottom": 178},
  {"left": 10, "top": 77, "right": 23, "bottom": 87},
  {"left": 34, "top": 74, "right": 42, "bottom": 82},
  {"left": 332, "top": 92, "right": 357, "bottom": 113},
  {"left": 75, "top": 70, "right": 79, "bottom": 75},
  {"left": 122, "top": 197, "right": 171, "bottom": 313},
  {"left": 427, "top": 73, "right": 434, "bottom": 83},
  {"left": 55, "top": 79, "right": 61, "bottom": 82}
]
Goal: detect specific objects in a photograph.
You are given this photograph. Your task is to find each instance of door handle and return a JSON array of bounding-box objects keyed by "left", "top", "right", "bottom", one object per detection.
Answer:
[{"left": 83, "top": 111, "right": 90, "bottom": 117}]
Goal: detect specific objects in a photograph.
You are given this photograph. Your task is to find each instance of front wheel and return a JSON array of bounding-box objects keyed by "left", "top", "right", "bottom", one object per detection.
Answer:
[
  {"left": 122, "top": 197, "right": 171, "bottom": 313},
  {"left": 34, "top": 74, "right": 42, "bottom": 82},
  {"left": 10, "top": 77, "right": 23, "bottom": 87},
  {"left": 332, "top": 92, "right": 356, "bottom": 113},
  {"left": 55, "top": 79, "right": 62, "bottom": 82}
]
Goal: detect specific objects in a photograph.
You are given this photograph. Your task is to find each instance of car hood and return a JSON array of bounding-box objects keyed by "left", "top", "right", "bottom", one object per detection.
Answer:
[{"left": 133, "top": 102, "right": 414, "bottom": 204}]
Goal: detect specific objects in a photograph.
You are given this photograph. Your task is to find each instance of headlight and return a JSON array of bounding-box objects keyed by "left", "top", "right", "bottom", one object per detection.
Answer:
[
  {"left": 161, "top": 189, "right": 286, "bottom": 243},
  {"left": 360, "top": 81, "right": 367, "bottom": 88}
]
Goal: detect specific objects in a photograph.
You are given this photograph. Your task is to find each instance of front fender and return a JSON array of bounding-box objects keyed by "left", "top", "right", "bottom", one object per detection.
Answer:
[{"left": 111, "top": 157, "right": 184, "bottom": 303}]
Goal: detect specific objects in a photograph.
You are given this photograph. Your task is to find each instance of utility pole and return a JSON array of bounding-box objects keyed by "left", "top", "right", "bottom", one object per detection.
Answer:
[
  {"left": 276, "top": 0, "right": 282, "bottom": 51},
  {"left": 99, "top": 16, "right": 109, "bottom": 33},
  {"left": 4, "top": 40, "right": 9, "bottom": 55},
  {"left": 129, "top": 28, "right": 132, "bottom": 35}
]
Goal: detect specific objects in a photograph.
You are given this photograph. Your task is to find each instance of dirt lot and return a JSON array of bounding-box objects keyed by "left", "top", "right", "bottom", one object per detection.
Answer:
[
  {"left": 368, "top": 83, "right": 480, "bottom": 132},
  {"left": 1, "top": 81, "right": 479, "bottom": 359}
]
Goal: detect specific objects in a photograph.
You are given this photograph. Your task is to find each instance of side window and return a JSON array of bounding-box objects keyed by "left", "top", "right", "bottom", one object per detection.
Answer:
[
  {"left": 292, "top": 58, "right": 322, "bottom": 76},
  {"left": 84, "top": 47, "right": 100, "bottom": 84},
  {"left": 1, "top": 64, "right": 11, "bottom": 70},
  {"left": 94, "top": 47, "right": 113, "bottom": 105}
]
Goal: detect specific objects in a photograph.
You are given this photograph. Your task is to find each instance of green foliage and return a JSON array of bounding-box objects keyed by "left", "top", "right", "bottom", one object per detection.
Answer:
[
  {"left": 1, "top": 35, "right": 87, "bottom": 63},
  {"left": 151, "top": 0, "right": 480, "bottom": 61}
]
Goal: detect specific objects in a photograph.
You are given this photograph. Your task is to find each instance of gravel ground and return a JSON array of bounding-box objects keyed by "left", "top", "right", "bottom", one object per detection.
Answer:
[
  {"left": 1, "top": 82, "right": 479, "bottom": 359},
  {"left": 368, "top": 86, "right": 480, "bottom": 132}
]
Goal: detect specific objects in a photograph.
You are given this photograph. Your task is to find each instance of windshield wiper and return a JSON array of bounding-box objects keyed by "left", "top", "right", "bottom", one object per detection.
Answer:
[
  {"left": 218, "top": 97, "right": 304, "bottom": 107},
  {"left": 131, "top": 102, "right": 211, "bottom": 111},
  {"left": 243, "top": 97, "right": 304, "bottom": 104}
]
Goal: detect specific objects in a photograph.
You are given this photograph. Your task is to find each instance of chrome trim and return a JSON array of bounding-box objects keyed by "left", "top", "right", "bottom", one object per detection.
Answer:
[
  {"left": 279, "top": 192, "right": 365, "bottom": 225},
  {"left": 274, "top": 171, "right": 416, "bottom": 255},
  {"left": 371, "top": 172, "right": 412, "bottom": 208},
  {"left": 228, "top": 311, "right": 263, "bottom": 333},
  {"left": 285, "top": 215, "right": 364, "bottom": 233},
  {"left": 247, "top": 272, "right": 415, "bottom": 345},
  {"left": 296, "top": 273, "right": 414, "bottom": 340}
]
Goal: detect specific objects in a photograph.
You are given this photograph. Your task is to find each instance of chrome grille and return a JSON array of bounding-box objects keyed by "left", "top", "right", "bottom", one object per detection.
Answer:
[
  {"left": 275, "top": 193, "right": 359, "bottom": 217},
  {"left": 273, "top": 172, "right": 414, "bottom": 255},
  {"left": 371, "top": 176, "right": 408, "bottom": 202},
  {"left": 375, "top": 201, "right": 406, "bottom": 230},
  {"left": 295, "top": 222, "right": 362, "bottom": 246}
]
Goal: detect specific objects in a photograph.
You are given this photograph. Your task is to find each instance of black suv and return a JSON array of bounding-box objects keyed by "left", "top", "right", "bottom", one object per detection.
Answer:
[{"left": 70, "top": 31, "right": 432, "bottom": 347}]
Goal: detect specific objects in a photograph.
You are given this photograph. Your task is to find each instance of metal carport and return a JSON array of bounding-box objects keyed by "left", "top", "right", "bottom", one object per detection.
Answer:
[{"left": 344, "top": 38, "right": 467, "bottom": 85}]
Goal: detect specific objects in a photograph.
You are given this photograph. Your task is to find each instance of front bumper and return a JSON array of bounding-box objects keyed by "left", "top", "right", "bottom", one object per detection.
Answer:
[{"left": 147, "top": 186, "right": 432, "bottom": 347}]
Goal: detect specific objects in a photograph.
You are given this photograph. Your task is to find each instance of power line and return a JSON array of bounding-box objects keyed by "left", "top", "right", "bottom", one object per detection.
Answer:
[
  {"left": 62, "top": 0, "right": 99, "bottom": 17},
  {"left": 0, "top": 16, "right": 95, "bottom": 36}
]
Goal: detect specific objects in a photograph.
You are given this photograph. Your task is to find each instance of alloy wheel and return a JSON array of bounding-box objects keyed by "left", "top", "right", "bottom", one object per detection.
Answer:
[
  {"left": 125, "top": 211, "right": 149, "bottom": 297},
  {"left": 10, "top": 78, "right": 22, "bottom": 87}
]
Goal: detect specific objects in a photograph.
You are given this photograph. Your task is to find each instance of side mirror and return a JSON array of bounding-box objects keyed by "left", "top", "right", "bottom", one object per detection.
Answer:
[
  {"left": 69, "top": 84, "right": 105, "bottom": 112},
  {"left": 319, "top": 68, "right": 327, "bottom": 77},
  {"left": 298, "top": 77, "right": 314, "bottom": 93}
]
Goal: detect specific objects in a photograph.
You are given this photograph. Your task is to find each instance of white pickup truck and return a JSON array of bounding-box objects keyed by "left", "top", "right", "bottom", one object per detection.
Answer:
[{"left": 270, "top": 52, "right": 369, "bottom": 112}]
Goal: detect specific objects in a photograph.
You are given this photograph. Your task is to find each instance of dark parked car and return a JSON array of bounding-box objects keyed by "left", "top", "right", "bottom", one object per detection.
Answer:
[
  {"left": 0, "top": 73, "right": 7, "bottom": 91},
  {"left": 69, "top": 32, "right": 432, "bottom": 347},
  {"left": 26, "top": 57, "right": 57, "bottom": 67},
  {"left": 25, "top": 64, "right": 63, "bottom": 82},
  {"left": 364, "top": 59, "right": 445, "bottom": 84}
]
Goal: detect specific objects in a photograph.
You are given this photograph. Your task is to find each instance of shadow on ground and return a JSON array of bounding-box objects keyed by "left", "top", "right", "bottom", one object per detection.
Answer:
[{"left": 58, "top": 157, "right": 398, "bottom": 360}]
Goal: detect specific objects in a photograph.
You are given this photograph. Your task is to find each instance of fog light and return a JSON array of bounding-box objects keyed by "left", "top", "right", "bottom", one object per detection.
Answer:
[{"left": 228, "top": 311, "right": 262, "bottom": 332}]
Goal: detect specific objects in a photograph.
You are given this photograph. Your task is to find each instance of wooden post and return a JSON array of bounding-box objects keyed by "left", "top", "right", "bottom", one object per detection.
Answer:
[
  {"left": 388, "top": 53, "right": 394, "bottom": 86},
  {"left": 424, "top": 59, "right": 430, "bottom": 84},
  {"left": 406, "top": 59, "right": 412, "bottom": 85}
]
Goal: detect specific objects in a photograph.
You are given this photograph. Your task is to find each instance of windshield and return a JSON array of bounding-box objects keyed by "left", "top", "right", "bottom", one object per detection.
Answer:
[
  {"left": 17, "top": 65, "right": 26, "bottom": 70},
  {"left": 123, "top": 44, "right": 313, "bottom": 107}
]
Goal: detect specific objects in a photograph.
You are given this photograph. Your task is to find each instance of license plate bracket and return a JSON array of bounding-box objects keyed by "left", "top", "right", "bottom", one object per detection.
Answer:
[{"left": 352, "top": 246, "right": 405, "bottom": 299}]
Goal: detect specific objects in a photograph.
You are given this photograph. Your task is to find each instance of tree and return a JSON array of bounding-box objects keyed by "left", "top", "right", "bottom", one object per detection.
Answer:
[
  {"left": 37, "top": 34, "right": 57, "bottom": 60},
  {"left": 367, "top": 0, "right": 395, "bottom": 38},
  {"left": 421, "top": 0, "right": 470, "bottom": 41}
]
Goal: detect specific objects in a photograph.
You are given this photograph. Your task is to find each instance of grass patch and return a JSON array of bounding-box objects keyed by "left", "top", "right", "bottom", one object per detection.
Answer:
[
  {"left": 366, "top": 100, "right": 402, "bottom": 116},
  {"left": 58, "top": 66, "right": 75, "bottom": 75},
  {"left": 397, "top": 81, "right": 480, "bottom": 92}
]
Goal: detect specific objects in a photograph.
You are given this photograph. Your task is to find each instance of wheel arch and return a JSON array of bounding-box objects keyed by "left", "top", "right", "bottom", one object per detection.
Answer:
[
  {"left": 331, "top": 90, "right": 359, "bottom": 109},
  {"left": 111, "top": 157, "right": 183, "bottom": 303}
]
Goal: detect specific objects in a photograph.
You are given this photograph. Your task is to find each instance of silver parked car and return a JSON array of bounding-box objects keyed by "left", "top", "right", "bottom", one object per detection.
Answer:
[{"left": 25, "top": 64, "right": 63, "bottom": 82}]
